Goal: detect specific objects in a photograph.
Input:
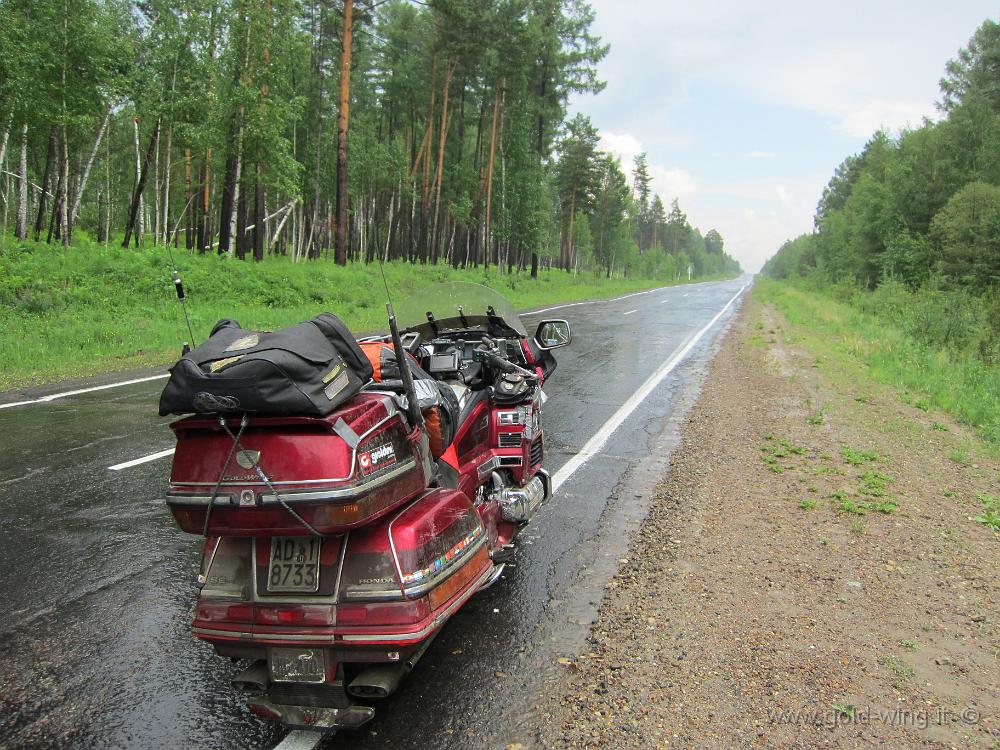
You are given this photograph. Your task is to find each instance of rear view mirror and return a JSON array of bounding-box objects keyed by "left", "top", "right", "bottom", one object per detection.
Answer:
[{"left": 534, "top": 319, "right": 571, "bottom": 350}]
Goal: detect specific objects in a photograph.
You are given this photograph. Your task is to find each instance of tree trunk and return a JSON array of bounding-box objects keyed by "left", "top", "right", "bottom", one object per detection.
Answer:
[
  {"left": 236, "top": 174, "right": 248, "bottom": 260},
  {"left": 228, "top": 121, "right": 244, "bottom": 256},
  {"left": 310, "top": 116, "right": 322, "bottom": 259},
  {"left": 253, "top": 164, "right": 264, "bottom": 261},
  {"left": 69, "top": 101, "right": 112, "bottom": 231},
  {"left": 484, "top": 79, "right": 502, "bottom": 270},
  {"left": 430, "top": 60, "right": 455, "bottom": 264},
  {"left": 60, "top": 124, "right": 69, "bottom": 246},
  {"left": 102, "top": 135, "right": 111, "bottom": 243},
  {"left": 131, "top": 117, "right": 146, "bottom": 243},
  {"left": 0, "top": 116, "right": 10, "bottom": 175},
  {"left": 565, "top": 186, "right": 576, "bottom": 271},
  {"left": 123, "top": 118, "right": 161, "bottom": 248},
  {"left": 197, "top": 153, "right": 210, "bottom": 252},
  {"left": 218, "top": 150, "right": 236, "bottom": 253},
  {"left": 161, "top": 122, "right": 173, "bottom": 245},
  {"left": 184, "top": 148, "right": 193, "bottom": 249},
  {"left": 198, "top": 6, "right": 217, "bottom": 252},
  {"left": 34, "top": 129, "right": 56, "bottom": 241},
  {"left": 417, "top": 56, "right": 437, "bottom": 264},
  {"left": 383, "top": 189, "right": 395, "bottom": 263},
  {"left": 15, "top": 122, "right": 28, "bottom": 239},
  {"left": 46, "top": 163, "right": 63, "bottom": 244},
  {"left": 334, "top": 0, "right": 353, "bottom": 266}
]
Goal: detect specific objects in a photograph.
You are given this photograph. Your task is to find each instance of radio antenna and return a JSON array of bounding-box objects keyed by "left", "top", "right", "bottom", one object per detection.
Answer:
[
  {"left": 377, "top": 255, "right": 422, "bottom": 428},
  {"left": 162, "top": 230, "right": 197, "bottom": 350},
  {"left": 376, "top": 253, "right": 394, "bottom": 308},
  {"left": 172, "top": 269, "right": 197, "bottom": 349}
]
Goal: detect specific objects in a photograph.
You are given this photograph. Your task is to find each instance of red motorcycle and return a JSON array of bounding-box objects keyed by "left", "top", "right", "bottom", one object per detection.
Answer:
[{"left": 161, "top": 282, "right": 570, "bottom": 730}]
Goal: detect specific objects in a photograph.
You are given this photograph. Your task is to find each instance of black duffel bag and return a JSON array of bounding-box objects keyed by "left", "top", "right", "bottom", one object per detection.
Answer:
[{"left": 159, "top": 313, "right": 374, "bottom": 417}]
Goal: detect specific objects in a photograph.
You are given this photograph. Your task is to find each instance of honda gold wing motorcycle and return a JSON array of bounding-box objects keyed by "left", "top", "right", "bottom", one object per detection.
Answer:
[{"left": 160, "top": 282, "right": 570, "bottom": 731}]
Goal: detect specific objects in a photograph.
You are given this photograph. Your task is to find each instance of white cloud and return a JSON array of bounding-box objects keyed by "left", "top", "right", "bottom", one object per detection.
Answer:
[
  {"left": 745, "top": 151, "right": 776, "bottom": 159},
  {"left": 835, "top": 100, "right": 934, "bottom": 137},
  {"left": 598, "top": 131, "right": 644, "bottom": 167},
  {"left": 776, "top": 185, "right": 792, "bottom": 205},
  {"left": 651, "top": 165, "right": 697, "bottom": 199},
  {"left": 599, "top": 130, "right": 698, "bottom": 199}
]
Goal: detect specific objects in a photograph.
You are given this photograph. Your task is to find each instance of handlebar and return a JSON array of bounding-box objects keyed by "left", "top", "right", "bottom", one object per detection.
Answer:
[{"left": 479, "top": 348, "right": 539, "bottom": 382}]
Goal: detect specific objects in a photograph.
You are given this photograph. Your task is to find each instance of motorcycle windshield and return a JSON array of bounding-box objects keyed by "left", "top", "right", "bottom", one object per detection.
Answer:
[{"left": 395, "top": 282, "right": 527, "bottom": 338}]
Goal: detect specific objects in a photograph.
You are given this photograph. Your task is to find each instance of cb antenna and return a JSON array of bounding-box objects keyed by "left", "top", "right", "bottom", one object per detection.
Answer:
[
  {"left": 164, "top": 232, "right": 197, "bottom": 352},
  {"left": 376, "top": 253, "right": 423, "bottom": 428},
  {"left": 172, "top": 270, "right": 197, "bottom": 351}
]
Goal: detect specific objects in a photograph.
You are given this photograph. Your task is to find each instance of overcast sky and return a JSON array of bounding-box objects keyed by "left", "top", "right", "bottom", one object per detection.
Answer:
[{"left": 570, "top": 0, "right": 997, "bottom": 273}]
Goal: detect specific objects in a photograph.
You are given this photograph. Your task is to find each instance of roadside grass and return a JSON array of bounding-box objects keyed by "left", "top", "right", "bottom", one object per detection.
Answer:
[
  {"left": 0, "top": 238, "right": 734, "bottom": 390},
  {"left": 975, "top": 493, "right": 1000, "bottom": 531},
  {"left": 884, "top": 654, "right": 915, "bottom": 686},
  {"left": 842, "top": 445, "right": 878, "bottom": 465},
  {"left": 805, "top": 409, "right": 825, "bottom": 425},
  {"left": 754, "top": 278, "right": 1000, "bottom": 449},
  {"left": 760, "top": 435, "right": 806, "bottom": 473}
]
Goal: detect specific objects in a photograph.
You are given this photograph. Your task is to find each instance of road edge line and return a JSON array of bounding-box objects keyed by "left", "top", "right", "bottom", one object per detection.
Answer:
[
  {"left": 550, "top": 283, "right": 748, "bottom": 493},
  {"left": 0, "top": 373, "right": 169, "bottom": 410}
]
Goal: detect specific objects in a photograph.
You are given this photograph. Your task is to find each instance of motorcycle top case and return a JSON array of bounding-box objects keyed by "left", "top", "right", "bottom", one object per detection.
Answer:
[
  {"left": 159, "top": 313, "right": 374, "bottom": 418},
  {"left": 166, "top": 392, "right": 431, "bottom": 536}
]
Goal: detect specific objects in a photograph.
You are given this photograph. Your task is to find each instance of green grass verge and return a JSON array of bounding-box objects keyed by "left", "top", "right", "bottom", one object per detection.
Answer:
[
  {"left": 0, "top": 238, "right": 731, "bottom": 390},
  {"left": 754, "top": 277, "right": 1000, "bottom": 448}
]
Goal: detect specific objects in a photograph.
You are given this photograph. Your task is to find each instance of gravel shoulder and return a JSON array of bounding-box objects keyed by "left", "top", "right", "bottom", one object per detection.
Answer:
[{"left": 532, "top": 289, "right": 1000, "bottom": 749}]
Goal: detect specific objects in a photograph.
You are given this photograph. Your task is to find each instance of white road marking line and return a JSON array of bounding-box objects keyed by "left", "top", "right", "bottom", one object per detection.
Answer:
[
  {"left": 622, "top": 309, "right": 637, "bottom": 316},
  {"left": 682, "top": 293, "right": 689, "bottom": 297},
  {"left": 523, "top": 284, "right": 668, "bottom": 316},
  {"left": 273, "top": 731, "right": 328, "bottom": 750},
  {"left": 551, "top": 283, "right": 747, "bottom": 494},
  {"left": 659, "top": 299, "right": 670, "bottom": 304},
  {"left": 523, "top": 278, "right": 727, "bottom": 316},
  {"left": 0, "top": 373, "right": 169, "bottom": 410},
  {"left": 108, "top": 448, "right": 175, "bottom": 471}
]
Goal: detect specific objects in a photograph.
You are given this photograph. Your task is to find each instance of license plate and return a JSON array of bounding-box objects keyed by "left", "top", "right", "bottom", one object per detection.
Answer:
[
  {"left": 267, "top": 537, "right": 322, "bottom": 593},
  {"left": 269, "top": 647, "right": 326, "bottom": 683}
]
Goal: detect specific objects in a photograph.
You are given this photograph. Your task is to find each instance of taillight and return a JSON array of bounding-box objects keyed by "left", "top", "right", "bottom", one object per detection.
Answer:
[
  {"left": 338, "top": 526, "right": 404, "bottom": 601},
  {"left": 336, "top": 599, "right": 430, "bottom": 626},
  {"left": 196, "top": 600, "right": 255, "bottom": 623},
  {"left": 427, "top": 545, "right": 489, "bottom": 610},
  {"left": 390, "top": 491, "right": 484, "bottom": 597}
]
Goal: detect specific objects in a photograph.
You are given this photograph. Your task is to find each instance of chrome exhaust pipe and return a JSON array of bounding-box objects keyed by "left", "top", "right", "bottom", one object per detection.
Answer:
[
  {"left": 347, "top": 633, "right": 438, "bottom": 699},
  {"left": 494, "top": 469, "right": 550, "bottom": 523},
  {"left": 232, "top": 660, "right": 269, "bottom": 693},
  {"left": 478, "top": 562, "right": 506, "bottom": 591},
  {"left": 347, "top": 664, "right": 405, "bottom": 699}
]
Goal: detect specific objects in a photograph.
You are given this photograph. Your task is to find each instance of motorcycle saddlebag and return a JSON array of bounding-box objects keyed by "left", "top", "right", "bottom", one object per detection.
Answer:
[{"left": 159, "top": 313, "right": 374, "bottom": 417}]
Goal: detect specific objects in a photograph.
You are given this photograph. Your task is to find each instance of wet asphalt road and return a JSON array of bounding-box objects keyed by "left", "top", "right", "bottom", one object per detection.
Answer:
[{"left": 0, "top": 276, "right": 749, "bottom": 750}]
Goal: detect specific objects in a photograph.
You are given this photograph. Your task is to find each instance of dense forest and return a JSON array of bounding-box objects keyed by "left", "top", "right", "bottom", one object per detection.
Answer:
[
  {"left": 762, "top": 19, "right": 999, "bottom": 362},
  {"left": 0, "top": 0, "right": 740, "bottom": 280}
]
